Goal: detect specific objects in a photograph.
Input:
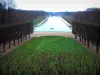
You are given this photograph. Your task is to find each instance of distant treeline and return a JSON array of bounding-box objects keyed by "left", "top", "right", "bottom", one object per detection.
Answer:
[
  {"left": 47, "top": 11, "right": 72, "bottom": 16},
  {"left": 72, "top": 8, "right": 100, "bottom": 24},
  {"left": 62, "top": 8, "right": 100, "bottom": 53},
  {"left": 0, "top": 0, "right": 47, "bottom": 24},
  {"left": 0, "top": 8, "right": 47, "bottom": 24}
]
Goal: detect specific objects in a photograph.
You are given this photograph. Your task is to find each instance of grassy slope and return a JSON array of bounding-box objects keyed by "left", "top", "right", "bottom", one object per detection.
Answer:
[
  {"left": 0, "top": 36, "right": 100, "bottom": 75},
  {"left": 34, "top": 16, "right": 46, "bottom": 27},
  {"left": 62, "top": 16, "right": 73, "bottom": 24}
]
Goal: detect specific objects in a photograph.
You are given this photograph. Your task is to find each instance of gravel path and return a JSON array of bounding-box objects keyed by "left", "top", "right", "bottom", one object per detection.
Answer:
[{"left": 31, "top": 32, "right": 74, "bottom": 38}]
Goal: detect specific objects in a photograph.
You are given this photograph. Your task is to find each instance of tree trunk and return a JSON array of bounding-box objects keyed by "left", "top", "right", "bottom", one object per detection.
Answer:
[
  {"left": 87, "top": 39, "right": 89, "bottom": 47},
  {"left": 96, "top": 37, "right": 99, "bottom": 53},
  {"left": 3, "top": 42, "right": 6, "bottom": 52},
  {"left": 0, "top": 43, "right": 1, "bottom": 47},
  {"left": 75, "top": 33, "right": 77, "bottom": 39},
  {"left": 18, "top": 37, "right": 20, "bottom": 44},
  {"left": 13, "top": 39, "right": 16, "bottom": 46},
  {"left": 9, "top": 40, "right": 11, "bottom": 49},
  {"left": 29, "top": 34, "right": 30, "bottom": 38}
]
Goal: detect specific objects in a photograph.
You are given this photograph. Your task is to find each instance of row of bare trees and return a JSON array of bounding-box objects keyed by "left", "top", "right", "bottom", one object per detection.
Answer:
[
  {"left": 0, "top": 0, "right": 47, "bottom": 52},
  {"left": 61, "top": 8, "right": 100, "bottom": 53},
  {"left": 70, "top": 8, "right": 100, "bottom": 53},
  {"left": 0, "top": 21, "right": 33, "bottom": 52}
]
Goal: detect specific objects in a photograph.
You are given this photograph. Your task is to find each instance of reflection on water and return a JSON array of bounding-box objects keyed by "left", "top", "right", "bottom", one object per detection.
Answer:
[{"left": 34, "top": 16, "right": 72, "bottom": 32}]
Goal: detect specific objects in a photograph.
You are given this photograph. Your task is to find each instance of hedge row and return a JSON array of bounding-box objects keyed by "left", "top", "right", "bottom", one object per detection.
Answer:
[
  {"left": 0, "top": 21, "right": 33, "bottom": 52},
  {"left": 72, "top": 22, "right": 100, "bottom": 53}
]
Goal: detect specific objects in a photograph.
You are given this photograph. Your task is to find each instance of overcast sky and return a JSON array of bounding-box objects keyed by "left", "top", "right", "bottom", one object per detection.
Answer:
[{"left": 15, "top": 0, "right": 100, "bottom": 12}]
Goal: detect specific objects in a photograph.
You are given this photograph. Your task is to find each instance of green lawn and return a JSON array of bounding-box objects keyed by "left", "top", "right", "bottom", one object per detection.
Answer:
[
  {"left": 0, "top": 36, "right": 100, "bottom": 75},
  {"left": 34, "top": 16, "right": 46, "bottom": 27}
]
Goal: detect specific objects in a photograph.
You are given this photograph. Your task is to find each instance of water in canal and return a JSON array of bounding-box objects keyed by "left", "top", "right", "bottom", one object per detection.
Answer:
[{"left": 34, "top": 16, "right": 72, "bottom": 32}]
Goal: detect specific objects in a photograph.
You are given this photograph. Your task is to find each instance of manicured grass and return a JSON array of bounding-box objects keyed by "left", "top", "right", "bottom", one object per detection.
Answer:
[
  {"left": 0, "top": 36, "right": 100, "bottom": 75},
  {"left": 34, "top": 16, "right": 46, "bottom": 27},
  {"left": 62, "top": 16, "right": 73, "bottom": 24}
]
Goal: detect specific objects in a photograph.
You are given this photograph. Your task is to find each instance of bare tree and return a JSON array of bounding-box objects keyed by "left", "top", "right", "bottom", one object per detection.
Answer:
[
  {"left": 0, "top": 0, "right": 6, "bottom": 24},
  {"left": 0, "top": 0, "right": 6, "bottom": 9},
  {"left": 3, "top": 0, "right": 16, "bottom": 9}
]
